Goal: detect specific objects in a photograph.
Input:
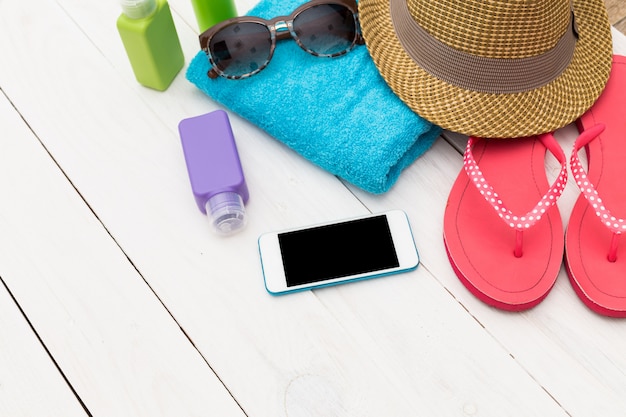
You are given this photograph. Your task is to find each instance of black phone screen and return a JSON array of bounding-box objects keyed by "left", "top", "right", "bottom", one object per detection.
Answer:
[{"left": 278, "top": 215, "right": 400, "bottom": 287}]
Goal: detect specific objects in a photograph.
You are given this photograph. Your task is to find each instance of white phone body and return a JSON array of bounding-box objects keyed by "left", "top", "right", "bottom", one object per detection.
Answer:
[{"left": 259, "top": 210, "right": 419, "bottom": 295}]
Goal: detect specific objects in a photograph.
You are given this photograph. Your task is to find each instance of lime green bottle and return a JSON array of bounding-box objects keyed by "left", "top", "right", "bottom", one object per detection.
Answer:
[
  {"left": 190, "top": 0, "right": 237, "bottom": 33},
  {"left": 117, "top": 0, "right": 184, "bottom": 91}
]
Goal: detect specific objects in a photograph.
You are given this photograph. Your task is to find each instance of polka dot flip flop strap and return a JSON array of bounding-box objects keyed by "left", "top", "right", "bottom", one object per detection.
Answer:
[
  {"left": 565, "top": 55, "right": 626, "bottom": 318},
  {"left": 464, "top": 134, "right": 567, "bottom": 257},
  {"left": 570, "top": 123, "right": 625, "bottom": 259}
]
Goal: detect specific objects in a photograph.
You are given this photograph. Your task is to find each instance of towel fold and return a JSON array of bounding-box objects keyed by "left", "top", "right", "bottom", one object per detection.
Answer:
[{"left": 186, "top": 0, "right": 441, "bottom": 194}]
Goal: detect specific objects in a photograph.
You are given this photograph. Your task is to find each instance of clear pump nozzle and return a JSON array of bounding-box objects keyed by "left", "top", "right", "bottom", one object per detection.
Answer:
[
  {"left": 120, "top": 0, "right": 157, "bottom": 19},
  {"left": 206, "top": 192, "right": 247, "bottom": 235}
]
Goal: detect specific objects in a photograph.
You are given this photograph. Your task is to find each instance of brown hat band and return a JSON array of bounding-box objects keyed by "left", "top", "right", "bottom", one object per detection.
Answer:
[{"left": 390, "top": 0, "right": 578, "bottom": 94}]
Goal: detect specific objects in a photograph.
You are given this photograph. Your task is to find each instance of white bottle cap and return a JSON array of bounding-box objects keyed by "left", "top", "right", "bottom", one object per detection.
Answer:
[
  {"left": 120, "top": 0, "right": 157, "bottom": 19},
  {"left": 205, "top": 192, "right": 247, "bottom": 235}
]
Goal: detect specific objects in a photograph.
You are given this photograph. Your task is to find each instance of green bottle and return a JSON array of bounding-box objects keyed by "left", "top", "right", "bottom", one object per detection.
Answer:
[
  {"left": 190, "top": 0, "right": 237, "bottom": 33},
  {"left": 117, "top": 0, "right": 184, "bottom": 91}
]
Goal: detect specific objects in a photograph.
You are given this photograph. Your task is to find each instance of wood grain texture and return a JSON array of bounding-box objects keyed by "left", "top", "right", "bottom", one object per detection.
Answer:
[
  {"left": 1, "top": 0, "right": 626, "bottom": 416},
  {"left": 605, "top": 0, "right": 626, "bottom": 30}
]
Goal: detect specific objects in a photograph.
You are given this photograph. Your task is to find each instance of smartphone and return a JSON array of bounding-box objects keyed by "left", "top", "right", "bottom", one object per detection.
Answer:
[{"left": 259, "top": 210, "right": 419, "bottom": 295}]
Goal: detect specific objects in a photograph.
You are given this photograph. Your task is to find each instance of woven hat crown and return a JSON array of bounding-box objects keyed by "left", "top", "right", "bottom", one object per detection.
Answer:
[
  {"left": 358, "top": 0, "right": 612, "bottom": 137},
  {"left": 409, "top": 0, "right": 572, "bottom": 59}
]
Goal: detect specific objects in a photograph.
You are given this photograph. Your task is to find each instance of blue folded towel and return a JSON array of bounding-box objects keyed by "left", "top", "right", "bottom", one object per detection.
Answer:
[{"left": 186, "top": 0, "right": 441, "bottom": 194}]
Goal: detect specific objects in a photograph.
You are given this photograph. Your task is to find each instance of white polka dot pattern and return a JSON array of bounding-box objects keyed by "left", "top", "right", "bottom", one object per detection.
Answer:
[
  {"left": 464, "top": 135, "right": 567, "bottom": 231},
  {"left": 571, "top": 123, "right": 626, "bottom": 235}
]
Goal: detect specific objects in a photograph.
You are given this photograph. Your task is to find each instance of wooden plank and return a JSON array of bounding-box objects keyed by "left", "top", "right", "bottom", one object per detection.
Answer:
[
  {"left": 0, "top": 1, "right": 416, "bottom": 416},
  {"left": 351, "top": 32, "right": 626, "bottom": 417},
  {"left": 605, "top": 0, "right": 626, "bottom": 27},
  {"left": 0, "top": 287, "right": 86, "bottom": 417},
  {"left": 0, "top": 145, "right": 86, "bottom": 417},
  {"left": 0, "top": 7, "right": 245, "bottom": 417},
  {"left": 2, "top": 1, "right": 569, "bottom": 416},
  {"left": 613, "top": 26, "right": 626, "bottom": 52},
  {"left": 4, "top": 1, "right": 624, "bottom": 417},
  {"left": 350, "top": 127, "right": 625, "bottom": 417}
]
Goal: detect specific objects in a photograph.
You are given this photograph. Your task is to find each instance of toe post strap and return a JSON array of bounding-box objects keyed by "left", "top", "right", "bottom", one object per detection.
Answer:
[
  {"left": 571, "top": 123, "right": 625, "bottom": 261},
  {"left": 464, "top": 133, "right": 568, "bottom": 256}
]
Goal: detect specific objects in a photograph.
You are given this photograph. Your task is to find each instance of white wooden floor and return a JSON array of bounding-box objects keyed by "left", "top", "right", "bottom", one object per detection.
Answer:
[{"left": 1, "top": 1, "right": 626, "bottom": 416}]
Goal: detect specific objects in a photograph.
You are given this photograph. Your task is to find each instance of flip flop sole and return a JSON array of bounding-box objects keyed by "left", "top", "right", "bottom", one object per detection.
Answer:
[
  {"left": 566, "top": 55, "right": 626, "bottom": 317},
  {"left": 444, "top": 137, "right": 564, "bottom": 311}
]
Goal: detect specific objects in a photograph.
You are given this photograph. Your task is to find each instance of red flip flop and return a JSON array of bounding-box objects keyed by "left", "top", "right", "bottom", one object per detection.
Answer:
[
  {"left": 565, "top": 55, "right": 626, "bottom": 317},
  {"left": 444, "top": 133, "right": 567, "bottom": 311}
]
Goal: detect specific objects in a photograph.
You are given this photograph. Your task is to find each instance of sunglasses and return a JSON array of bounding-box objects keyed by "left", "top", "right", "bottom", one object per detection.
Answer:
[{"left": 199, "top": 0, "right": 364, "bottom": 80}]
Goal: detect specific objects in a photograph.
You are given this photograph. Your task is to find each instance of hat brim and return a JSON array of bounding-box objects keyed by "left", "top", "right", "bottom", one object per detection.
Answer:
[{"left": 359, "top": 0, "right": 613, "bottom": 138}]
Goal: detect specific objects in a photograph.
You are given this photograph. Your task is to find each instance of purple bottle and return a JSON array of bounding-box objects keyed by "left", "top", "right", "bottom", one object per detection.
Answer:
[{"left": 179, "top": 110, "right": 249, "bottom": 235}]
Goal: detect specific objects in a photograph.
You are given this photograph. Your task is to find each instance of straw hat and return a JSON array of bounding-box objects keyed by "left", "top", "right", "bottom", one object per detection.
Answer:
[{"left": 358, "top": 0, "right": 613, "bottom": 138}]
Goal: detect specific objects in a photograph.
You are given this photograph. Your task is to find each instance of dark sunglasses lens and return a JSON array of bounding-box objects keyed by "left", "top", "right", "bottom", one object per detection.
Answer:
[
  {"left": 293, "top": 4, "right": 356, "bottom": 56},
  {"left": 209, "top": 22, "right": 272, "bottom": 78}
]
